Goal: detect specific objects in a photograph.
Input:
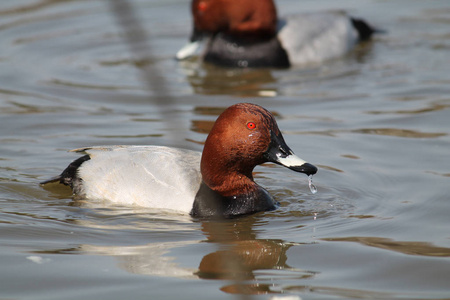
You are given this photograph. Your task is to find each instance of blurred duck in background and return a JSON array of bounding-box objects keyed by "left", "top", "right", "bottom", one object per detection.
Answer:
[{"left": 177, "top": 0, "right": 380, "bottom": 68}]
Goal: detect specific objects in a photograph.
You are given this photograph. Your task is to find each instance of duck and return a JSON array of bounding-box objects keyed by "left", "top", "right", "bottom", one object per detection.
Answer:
[
  {"left": 41, "top": 103, "right": 317, "bottom": 218},
  {"left": 176, "top": 0, "right": 379, "bottom": 68}
]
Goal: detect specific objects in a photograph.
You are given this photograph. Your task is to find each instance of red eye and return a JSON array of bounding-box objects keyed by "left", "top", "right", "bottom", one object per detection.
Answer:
[
  {"left": 198, "top": 1, "right": 208, "bottom": 12},
  {"left": 247, "top": 122, "right": 256, "bottom": 129}
]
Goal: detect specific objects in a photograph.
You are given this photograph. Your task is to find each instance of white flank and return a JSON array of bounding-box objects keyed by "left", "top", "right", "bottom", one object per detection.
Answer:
[
  {"left": 74, "top": 146, "right": 202, "bottom": 213},
  {"left": 278, "top": 11, "right": 358, "bottom": 66}
]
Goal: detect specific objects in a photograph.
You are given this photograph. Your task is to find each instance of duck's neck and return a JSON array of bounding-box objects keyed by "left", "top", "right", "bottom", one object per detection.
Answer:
[{"left": 204, "top": 169, "right": 256, "bottom": 196}]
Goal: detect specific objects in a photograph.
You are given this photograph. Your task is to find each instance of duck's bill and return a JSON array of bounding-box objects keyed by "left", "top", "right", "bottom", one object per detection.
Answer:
[
  {"left": 176, "top": 41, "right": 201, "bottom": 60},
  {"left": 264, "top": 131, "right": 318, "bottom": 176},
  {"left": 271, "top": 151, "right": 318, "bottom": 176},
  {"left": 275, "top": 154, "right": 317, "bottom": 175}
]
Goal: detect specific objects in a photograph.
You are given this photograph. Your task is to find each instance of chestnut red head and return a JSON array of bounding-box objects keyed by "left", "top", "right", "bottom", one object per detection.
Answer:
[
  {"left": 191, "top": 0, "right": 278, "bottom": 40},
  {"left": 200, "top": 103, "right": 317, "bottom": 197}
]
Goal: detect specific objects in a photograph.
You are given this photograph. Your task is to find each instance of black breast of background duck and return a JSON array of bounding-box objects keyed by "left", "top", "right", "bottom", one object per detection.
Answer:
[{"left": 204, "top": 33, "right": 290, "bottom": 68}]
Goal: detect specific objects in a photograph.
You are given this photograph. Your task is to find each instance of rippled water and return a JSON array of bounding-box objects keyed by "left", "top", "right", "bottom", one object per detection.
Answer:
[{"left": 1, "top": 0, "right": 449, "bottom": 299}]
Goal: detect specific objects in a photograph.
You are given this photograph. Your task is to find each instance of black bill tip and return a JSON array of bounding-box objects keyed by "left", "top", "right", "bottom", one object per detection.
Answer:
[{"left": 288, "top": 162, "right": 318, "bottom": 176}]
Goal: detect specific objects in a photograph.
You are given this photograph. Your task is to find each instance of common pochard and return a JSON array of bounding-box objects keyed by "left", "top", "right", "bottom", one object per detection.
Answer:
[
  {"left": 41, "top": 103, "right": 317, "bottom": 218},
  {"left": 176, "top": 0, "right": 378, "bottom": 68}
]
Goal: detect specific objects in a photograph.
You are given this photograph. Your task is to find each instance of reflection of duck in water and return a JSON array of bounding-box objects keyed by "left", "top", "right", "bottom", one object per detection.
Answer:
[
  {"left": 44, "top": 215, "right": 313, "bottom": 295},
  {"left": 198, "top": 239, "right": 293, "bottom": 294},
  {"left": 195, "top": 218, "right": 315, "bottom": 294},
  {"left": 182, "top": 65, "right": 278, "bottom": 97},
  {"left": 197, "top": 219, "right": 290, "bottom": 279}
]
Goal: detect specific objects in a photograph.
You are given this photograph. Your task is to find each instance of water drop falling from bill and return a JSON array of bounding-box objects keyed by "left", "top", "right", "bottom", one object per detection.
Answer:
[{"left": 308, "top": 175, "right": 317, "bottom": 194}]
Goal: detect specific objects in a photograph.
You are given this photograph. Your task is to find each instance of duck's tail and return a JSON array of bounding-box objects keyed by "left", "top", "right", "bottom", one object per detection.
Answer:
[
  {"left": 40, "top": 154, "right": 90, "bottom": 187},
  {"left": 351, "top": 17, "right": 386, "bottom": 41},
  {"left": 39, "top": 176, "right": 62, "bottom": 185}
]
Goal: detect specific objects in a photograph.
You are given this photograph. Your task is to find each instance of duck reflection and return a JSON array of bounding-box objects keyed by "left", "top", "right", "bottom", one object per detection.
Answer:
[
  {"left": 196, "top": 217, "right": 291, "bottom": 281},
  {"left": 196, "top": 218, "right": 298, "bottom": 294},
  {"left": 198, "top": 217, "right": 315, "bottom": 294},
  {"left": 33, "top": 213, "right": 314, "bottom": 295},
  {"left": 180, "top": 60, "right": 278, "bottom": 97},
  {"left": 33, "top": 210, "right": 315, "bottom": 294}
]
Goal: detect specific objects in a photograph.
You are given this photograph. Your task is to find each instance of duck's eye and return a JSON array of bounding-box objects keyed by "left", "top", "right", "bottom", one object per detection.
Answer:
[
  {"left": 247, "top": 122, "right": 256, "bottom": 130},
  {"left": 197, "top": 1, "right": 208, "bottom": 12}
]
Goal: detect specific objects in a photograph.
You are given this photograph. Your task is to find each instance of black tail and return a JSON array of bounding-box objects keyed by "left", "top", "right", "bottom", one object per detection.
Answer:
[
  {"left": 40, "top": 155, "right": 90, "bottom": 188},
  {"left": 351, "top": 17, "right": 385, "bottom": 41},
  {"left": 39, "top": 176, "right": 62, "bottom": 185}
]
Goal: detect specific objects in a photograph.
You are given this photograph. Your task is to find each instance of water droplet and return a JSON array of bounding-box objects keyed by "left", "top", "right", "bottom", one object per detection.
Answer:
[{"left": 308, "top": 175, "right": 317, "bottom": 194}]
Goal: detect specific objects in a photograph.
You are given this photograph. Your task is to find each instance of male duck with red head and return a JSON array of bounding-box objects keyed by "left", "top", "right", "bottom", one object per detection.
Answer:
[
  {"left": 177, "top": 0, "right": 378, "bottom": 68},
  {"left": 41, "top": 103, "right": 317, "bottom": 219}
]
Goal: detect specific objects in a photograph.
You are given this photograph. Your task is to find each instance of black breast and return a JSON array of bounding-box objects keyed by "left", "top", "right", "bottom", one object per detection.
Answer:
[
  {"left": 190, "top": 182, "right": 279, "bottom": 219},
  {"left": 204, "top": 33, "right": 290, "bottom": 68}
]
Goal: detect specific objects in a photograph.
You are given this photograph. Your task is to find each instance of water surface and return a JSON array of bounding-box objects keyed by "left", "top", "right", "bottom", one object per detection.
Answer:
[{"left": 1, "top": 0, "right": 449, "bottom": 299}]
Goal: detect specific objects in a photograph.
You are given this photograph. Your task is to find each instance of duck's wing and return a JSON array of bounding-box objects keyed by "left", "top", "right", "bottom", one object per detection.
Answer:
[{"left": 43, "top": 146, "right": 202, "bottom": 212}]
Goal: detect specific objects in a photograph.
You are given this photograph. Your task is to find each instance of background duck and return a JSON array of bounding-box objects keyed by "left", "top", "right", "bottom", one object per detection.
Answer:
[{"left": 177, "top": 0, "right": 379, "bottom": 68}]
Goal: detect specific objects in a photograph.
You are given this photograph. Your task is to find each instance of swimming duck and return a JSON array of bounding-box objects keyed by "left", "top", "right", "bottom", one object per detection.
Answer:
[
  {"left": 41, "top": 103, "right": 317, "bottom": 218},
  {"left": 176, "top": 0, "right": 377, "bottom": 68}
]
